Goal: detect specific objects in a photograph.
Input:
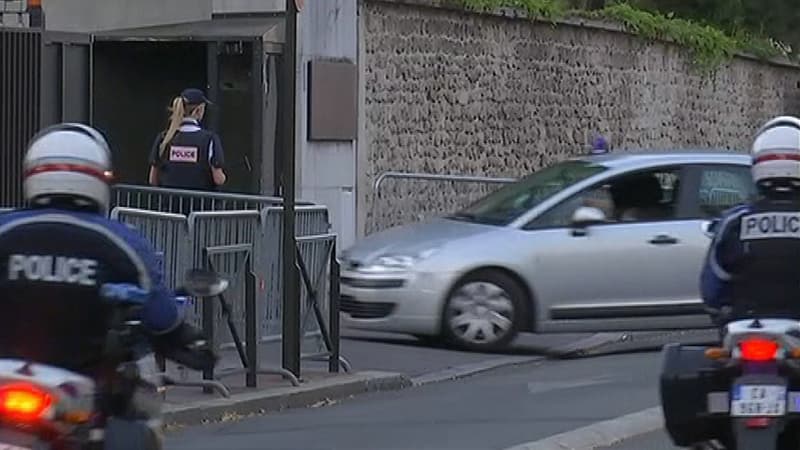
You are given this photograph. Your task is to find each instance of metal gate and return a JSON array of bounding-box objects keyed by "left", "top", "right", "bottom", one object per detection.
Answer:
[{"left": 0, "top": 27, "right": 90, "bottom": 207}]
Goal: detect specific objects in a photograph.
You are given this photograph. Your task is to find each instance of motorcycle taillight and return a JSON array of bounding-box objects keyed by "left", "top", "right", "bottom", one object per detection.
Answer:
[
  {"left": 746, "top": 417, "right": 772, "bottom": 428},
  {"left": 0, "top": 383, "right": 53, "bottom": 421},
  {"left": 739, "top": 338, "right": 780, "bottom": 362}
]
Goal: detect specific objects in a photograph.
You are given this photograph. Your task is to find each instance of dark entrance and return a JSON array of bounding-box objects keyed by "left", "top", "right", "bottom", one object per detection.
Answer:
[
  {"left": 93, "top": 16, "right": 284, "bottom": 195},
  {"left": 92, "top": 41, "right": 207, "bottom": 188},
  {"left": 2, "top": 17, "right": 283, "bottom": 204}
]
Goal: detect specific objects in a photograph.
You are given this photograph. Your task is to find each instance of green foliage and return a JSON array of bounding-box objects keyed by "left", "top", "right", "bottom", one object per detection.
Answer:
[
  {"left": 458, "top": 0, "right": 568, "bottom": 20},
  {"left": 628, "top": 0, "right": 799, "bottom": 52},
  {"left": 588, "top": 2, "right": 740, "bottom": 69},
  {"left": 457, "top": 0, "right": 791, "bottom": 71}
]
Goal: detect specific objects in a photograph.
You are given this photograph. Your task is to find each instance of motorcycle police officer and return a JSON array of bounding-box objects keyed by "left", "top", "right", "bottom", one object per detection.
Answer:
[
  {"left": 701, "top": 115, "right": 800, "bottom": 321},
  {"left": 0, "top": 123, "right": 216, "bottom": 444},
  {"left": 148, "top": 88, "right": 227, "bottom": 191}
]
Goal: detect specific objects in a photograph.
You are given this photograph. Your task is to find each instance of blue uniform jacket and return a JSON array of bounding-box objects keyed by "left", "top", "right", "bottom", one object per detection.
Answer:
[
  {"left": 700, "top": 204, "right": 752, "bottom": 310},
  {"left": 0, "top": 208, "right": 180, "bottom": 334}
]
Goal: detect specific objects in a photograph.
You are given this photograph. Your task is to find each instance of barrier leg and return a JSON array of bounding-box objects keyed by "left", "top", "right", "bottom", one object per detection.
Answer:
[
  {"left": 218, "top": 291, "right": 249, "bottom": 368},
  {"left": 328, "top": 244, "right": 341, "bottom": 373},
  {"left": 245, "top": 267, "right": 258, "bottom": 388},
  {"left": 201, "top": 292, "right": 215, "bottom": 394}
]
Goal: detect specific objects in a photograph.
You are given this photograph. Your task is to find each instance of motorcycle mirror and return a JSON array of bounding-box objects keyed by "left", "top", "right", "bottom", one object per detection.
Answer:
[{"left": 181, "top": 269, "right": 229, "bottom": 298}]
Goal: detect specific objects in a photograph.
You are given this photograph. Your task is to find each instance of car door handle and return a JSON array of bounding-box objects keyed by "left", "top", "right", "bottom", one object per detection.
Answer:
[{"left": 649, "top": 234, "right": 679, "bottom": 245}]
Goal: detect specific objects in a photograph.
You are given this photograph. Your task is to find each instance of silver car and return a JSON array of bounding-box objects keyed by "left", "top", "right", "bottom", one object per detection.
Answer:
[{"left": 340, "top": 151, "right": 754, "bottom": 351}]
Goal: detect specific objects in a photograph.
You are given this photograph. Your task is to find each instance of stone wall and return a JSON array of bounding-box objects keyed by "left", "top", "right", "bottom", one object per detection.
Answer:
[{"left": 359, "top": 0, "right": 800, "bottom": 235}]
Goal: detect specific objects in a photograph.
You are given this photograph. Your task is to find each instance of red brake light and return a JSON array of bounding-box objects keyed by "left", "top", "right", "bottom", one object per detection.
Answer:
[
  {"left": 746, "top": 417, "right": 771, "bottom": 428},
  {"left": 739, "top": 338, "right": 780, "bottom": 362},
  {"left": 0, "top": 383, "right": 52, "bottom": 420}
]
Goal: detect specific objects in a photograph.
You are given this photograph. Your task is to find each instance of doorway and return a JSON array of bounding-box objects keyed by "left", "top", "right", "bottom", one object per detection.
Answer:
[{"left": 92, "top": 40, "right": 259, "bottom": 193}]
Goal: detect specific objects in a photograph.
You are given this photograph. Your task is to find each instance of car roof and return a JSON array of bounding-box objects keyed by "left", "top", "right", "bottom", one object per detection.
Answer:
[{"left": 574, "top": 149, "right": 751, "bottom": 170}]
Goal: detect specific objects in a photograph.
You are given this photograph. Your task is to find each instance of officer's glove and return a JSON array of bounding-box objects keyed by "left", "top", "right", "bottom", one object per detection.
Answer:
[{"left": 150, "top": 322, "right": 218, "bottom": 371}]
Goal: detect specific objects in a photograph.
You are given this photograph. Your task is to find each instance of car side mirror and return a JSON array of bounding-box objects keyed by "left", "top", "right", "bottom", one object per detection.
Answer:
[
  {"left": 570, "top": 206, "right": 607, "bottom": 236},
  {"left": 703, "top": 218, "right": 720, "bottom": 238}
]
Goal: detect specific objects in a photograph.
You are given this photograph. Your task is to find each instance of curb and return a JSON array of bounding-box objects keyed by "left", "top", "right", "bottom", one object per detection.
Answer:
[
  {"left": 161, "top": 355, "right": 548, "bottom": 428},
  {"left": 410, "top": 355, "right": 544, "bottom": 386},
  {"left": 502, "top": 406, "right": 664, "bottom": 450},
  {"left": 162, "top": 371, "right": 412, "bottom": 427},
  {"left": 545, "top": 330, "right": 718, "bottom": 359}
]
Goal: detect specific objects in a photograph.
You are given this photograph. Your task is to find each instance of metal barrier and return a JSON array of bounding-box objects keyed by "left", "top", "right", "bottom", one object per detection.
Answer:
[
  {"left": 260, "top": 206, "right": 331, "bottom": 339},
  {"left": 111, "top": 184, "right": 315, "bottom": 213},
  {"left": 188, "top": 211, "right": 262, "bottom": 344},
  {"left": 109, "top": 204, "right": 344, "bottom": 389},
  {"left": 296, "top": 233, "right": 348, "bottom": 372},
  {"left": 110, "top": 208, "right": 190, "bottom": 291},
  {"left": 702, "top": 188, "right": 748, "bottom": 207}
]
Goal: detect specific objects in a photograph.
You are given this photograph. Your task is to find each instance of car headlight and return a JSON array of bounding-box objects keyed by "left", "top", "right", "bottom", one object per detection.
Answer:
[{"left": 359, "top": 249, "right": 438, "bottom": 273}]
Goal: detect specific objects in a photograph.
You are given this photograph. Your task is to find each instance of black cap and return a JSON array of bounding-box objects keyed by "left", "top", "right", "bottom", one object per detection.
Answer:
[{"left": 181, "top": 88, "right": 212, "bottom": 105}]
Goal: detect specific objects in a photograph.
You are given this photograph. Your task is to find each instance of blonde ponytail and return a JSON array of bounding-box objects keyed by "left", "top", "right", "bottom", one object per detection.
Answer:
[{"left": 159, "top": 96, "right": 186, "bottom": 156}]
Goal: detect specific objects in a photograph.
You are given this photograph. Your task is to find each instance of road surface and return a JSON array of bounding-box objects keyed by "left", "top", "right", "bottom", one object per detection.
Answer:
[
  {"left": 167, "top": 350, "right": 661, "bottom": 450},
  {"left": 214, "top": 329, "right": 596, "bottom": 377},
  {"left": 599, "top": 430, "right": 679, "bottom": 449}
]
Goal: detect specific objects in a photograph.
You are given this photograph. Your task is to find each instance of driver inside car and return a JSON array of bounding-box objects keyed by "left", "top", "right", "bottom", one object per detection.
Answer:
[
  {"left": 0, "top": 123, "right": 217, "bottom": 444},
  {"left": 610, "top": 174, "right": 667, "bottom": 221}
]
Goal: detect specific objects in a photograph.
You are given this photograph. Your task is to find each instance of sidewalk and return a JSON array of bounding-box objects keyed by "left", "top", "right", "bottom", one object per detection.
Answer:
[
  {"left": 153, "top": 328, "right": 717, "bottom": 427},
  {"left": 148, "top": 333, "right": 410, "bottom": 426}
]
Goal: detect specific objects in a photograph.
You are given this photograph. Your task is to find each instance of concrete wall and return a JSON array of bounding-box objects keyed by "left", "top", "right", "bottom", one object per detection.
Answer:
[
  {"left": 212, "top": 0, "right": 283, "bottom": 14},
  {"left": 298, "top": 0, "right": 359, "bottom": 250},
  {"left": 42, "top": 0, "right": 212, "bottom": 32},
  {"left": 42, "top": 0, "right": 286, "bottom": 32},
  {"left": 357, "top": 0, "right": 800, "bottom": 236}
]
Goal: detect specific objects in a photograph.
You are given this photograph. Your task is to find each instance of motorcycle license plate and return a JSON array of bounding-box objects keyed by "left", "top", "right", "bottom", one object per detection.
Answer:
[{"left": 731, "top": 384, "right": 787, "bottom": 417}]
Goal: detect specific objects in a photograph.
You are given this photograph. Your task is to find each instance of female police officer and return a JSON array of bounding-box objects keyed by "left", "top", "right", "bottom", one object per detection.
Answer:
[{"left": 148, "top": 88, "right": 227, "bottom": 191}]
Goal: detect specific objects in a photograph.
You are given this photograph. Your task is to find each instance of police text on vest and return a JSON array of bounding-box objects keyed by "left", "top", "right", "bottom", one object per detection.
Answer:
[
  {"left": 740, "top": 212, "right": 800, "bottom": 240},
  {"left": 169, "top": 145, "right": 199, "bottom": 163},
  {"left": 7, "top": 254, "right": 98, "bottom": 286}
]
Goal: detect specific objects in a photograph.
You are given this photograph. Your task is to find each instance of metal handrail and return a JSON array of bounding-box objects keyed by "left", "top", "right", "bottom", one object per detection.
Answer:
[
  {"left": 367, "top": 171, "right": 520, "bottom": 233},
  {"left": 372, "top": 171, "right": 517, "bottom": 193},
  {"left": 112, "top": 184, "right": 317, "bottom": 206}
]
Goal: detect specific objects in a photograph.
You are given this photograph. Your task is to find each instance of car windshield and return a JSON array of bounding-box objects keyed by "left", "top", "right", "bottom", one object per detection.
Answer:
[{"left": 449, "top": 160, "right": 608, "bottom": 226}]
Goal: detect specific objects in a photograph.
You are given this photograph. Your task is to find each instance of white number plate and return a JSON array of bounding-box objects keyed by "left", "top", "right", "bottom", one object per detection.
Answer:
[
  {"left": 731, "top": 384, "right": 787, "bottom": 417},
  {"left": 0, "top": 443, "right": 32, "bottom": 450}
]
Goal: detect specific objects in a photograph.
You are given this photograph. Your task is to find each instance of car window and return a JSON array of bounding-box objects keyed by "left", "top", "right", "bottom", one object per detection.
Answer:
[
  {"left": 448, "top": 160, "right": 608, "bottom": 226},
  {"left": 696, "top": 166, "right": 754, "bottom": 218},
  {"left": 527, "top": 167, "right": 682, "bottom": 229}
]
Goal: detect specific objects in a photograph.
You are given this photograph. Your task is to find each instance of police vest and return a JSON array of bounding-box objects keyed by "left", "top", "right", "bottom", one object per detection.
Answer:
[
  {"left": 0, "top": 213, "right": 144, "bottom": 374},
  {"left": 731, "top": 198, "right": 800, "bottom": 318},
  {"left": 156, "top": 129, "right": 215, "bottom": 191}
]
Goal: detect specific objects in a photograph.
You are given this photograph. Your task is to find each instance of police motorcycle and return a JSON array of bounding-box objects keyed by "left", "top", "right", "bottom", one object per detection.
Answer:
[
  {"left": 661, "top": 215, "right": 800, "bottom": 450},
  {"left": 660, "top": 217, "right": 800, "bottom": 449},
  {"left": 0, "top": 269, "right": 229, "bottom": 450},
  {"left": 661, "top": 310, "right": 800, "bottom": 450}
]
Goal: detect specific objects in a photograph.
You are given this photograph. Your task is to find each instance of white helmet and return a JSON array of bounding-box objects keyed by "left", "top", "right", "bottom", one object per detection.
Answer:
[
  {"left": 24, "top": 123, "right": 113, "bottom": 213},
  {"left": 751, "top": 116, "right": 800, "bottom": 187}
]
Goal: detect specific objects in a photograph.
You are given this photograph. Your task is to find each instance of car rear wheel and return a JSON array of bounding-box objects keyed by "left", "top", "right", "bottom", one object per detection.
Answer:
[{"left": 442, "top": 270, "right": 525, "bottom": 352}]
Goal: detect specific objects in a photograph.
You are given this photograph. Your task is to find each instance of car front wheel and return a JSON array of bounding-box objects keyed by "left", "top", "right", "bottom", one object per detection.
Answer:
[{"left": 442, "top": 270, "right": 525, "bottom": 352}]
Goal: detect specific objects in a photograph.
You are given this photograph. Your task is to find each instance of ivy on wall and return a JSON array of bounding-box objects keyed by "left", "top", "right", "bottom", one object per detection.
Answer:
[{"left": 455, "top": 0, "right": 789, "bottom": 71}]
